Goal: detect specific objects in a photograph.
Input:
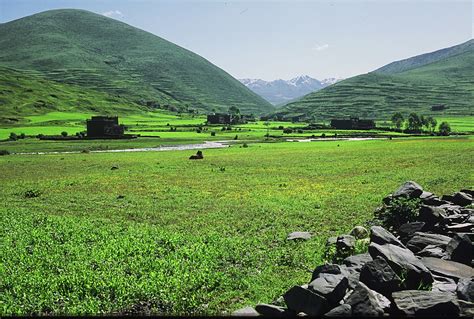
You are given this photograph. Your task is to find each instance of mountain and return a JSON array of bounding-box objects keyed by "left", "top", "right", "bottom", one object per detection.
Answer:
[
  {"left": 0, "top": 9, "right": 273, "bottom": 118},
  {"left": 274, "top": 39, "right": 474, "bottom": 121},
  {"left": 239, "top": 75, "right": 341, "bottom": 106}
]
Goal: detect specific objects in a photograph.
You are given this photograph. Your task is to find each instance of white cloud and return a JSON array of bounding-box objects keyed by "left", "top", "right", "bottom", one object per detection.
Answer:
[
  {"left": 312, "top": 43, "right": 329, "bottom": 52},
  {"left": 102, "top": 10, "right": 124, "bottom": 18}
]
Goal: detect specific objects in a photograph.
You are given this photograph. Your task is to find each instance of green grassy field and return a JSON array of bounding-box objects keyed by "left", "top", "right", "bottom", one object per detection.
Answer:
[{"left": 1, "top": 137, "right": 472, "bottom": 315}]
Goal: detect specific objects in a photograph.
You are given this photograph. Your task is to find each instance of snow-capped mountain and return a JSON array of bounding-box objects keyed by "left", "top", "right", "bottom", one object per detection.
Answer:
[{"left": 239, "top": 75, "right": 342, "bottom": 106}]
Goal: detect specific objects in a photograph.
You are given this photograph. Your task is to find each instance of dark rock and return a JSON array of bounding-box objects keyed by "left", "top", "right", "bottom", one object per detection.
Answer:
[
  {"left": 283, "top": 286, "right": 329, "bottom": 316},
  {"left": 255, "top": 304, "right": 287, "bottom": 316},
  {"left": 370, "top": 226, "right": 405, "bottom": 247},
  {"left": 459, "top": 300, "right": 474, "bottom": 318},
  {"left": 431, "top": 275, "right": 457, "bottom": 293},
  {"left": 421, "top": 257, "right": 474, "bottom": 281},
  {"left": 359, "top": 256, "right": 402, "bottom": 296},
  {"left": 399, "top": 222, "right": 426, "bottom": 242},
  {"left": 441, "top": 194, "right": 456, "bottom": 203},
  {"left": 323, "top": 304, "right": 351, "bottom": 317},
  {"left": 111, "top": 166, "right": 119, "bottom": 170},
  {"left": 349, "top": 226, "right": 369, "bottom": 239},
  {"left": 418, "top": 205, "right": 446, "bottom": 228},
  {"left": 340, "top": 266, "right": 361, "bottom": 289},
  {"left": 287, "top": 231, "right": 312, "bottom": 240},
  {"left": 392, "top": 290, "right": 460, "bottom": 316},
  {"left": 446, "top": 223, "right": 474, "bottom": 233},
  {"left": 393, "top": 181, "right": 423, "bottom": 199},
  {"left": 460, "top": 189, "right": 474, "bottom": 197},
  {"left": 406, "top": 232, "right": 451, "bottom": 253},
  {"left": 345, "top": 282, "right": 386, "bottom": 317},
  {"left": 417, "top": 245, "right": 446, "bottom": 258},
  {"left": 439, "top": 203, "right": 462, "bottom": 215},
  {"left": 446, "top": 233, "right": 473, "bottom": 265},
  {"left": 336, "top": 235, "right": 355, "bottom": 251},
  {"left": 232, "top": 306, "right": 259, "bottom": 316},
  {"left": 451, "top": 192, "right": 473, "bottom": 207},
  {"left": 369, "top": 242, "right": 433, "bottom": 289},
  {"left": 308, "top": 273, "right": 349, "bottom": 305},
  {"left": 311, "top": 264, "right": 344, "bottom": 282},
  {"left": 342, "top": 253, "right": 372, "bottom": 271},
  {"left": 457, "top": 278, "right": 474, "bottom": 302}
]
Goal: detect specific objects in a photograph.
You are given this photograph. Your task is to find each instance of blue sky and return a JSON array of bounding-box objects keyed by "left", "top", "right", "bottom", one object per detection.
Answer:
[{"left": 0, "top": 0, "right": 472, "bottom": 80}]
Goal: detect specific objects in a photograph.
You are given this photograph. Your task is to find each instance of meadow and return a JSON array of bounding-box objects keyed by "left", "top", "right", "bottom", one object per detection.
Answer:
[{"left": 1, "top": 137, "right": 472, "bottom": 315}]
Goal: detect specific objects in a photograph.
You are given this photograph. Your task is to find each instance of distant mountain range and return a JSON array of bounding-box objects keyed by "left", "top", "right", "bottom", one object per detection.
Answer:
[
  {"left": 0, "top": 9, "right": 273, "bottom": 120},
  {"left": 274, "top": 39, "right": 474, "bottom": 121},
  {"left": 239, "top": 76, "right": 341, "bottom": 106}
]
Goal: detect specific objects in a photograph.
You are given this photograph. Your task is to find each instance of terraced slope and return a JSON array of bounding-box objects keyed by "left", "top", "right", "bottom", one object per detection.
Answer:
[
  {"left": 275, "top": 39, "right": 474, "bottom": 121},
  {"left": 0, "top": 9, "right": 273, "bottom": 116}
]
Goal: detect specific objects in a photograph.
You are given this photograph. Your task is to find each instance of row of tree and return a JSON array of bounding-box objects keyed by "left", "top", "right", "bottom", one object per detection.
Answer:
[{"left": 391, "top": 112, "right": 451, "bottom": 135}]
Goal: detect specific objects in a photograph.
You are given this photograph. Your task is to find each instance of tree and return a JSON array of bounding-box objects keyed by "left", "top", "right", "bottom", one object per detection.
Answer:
[
  {"left": 229, "top": 106, "right": 241, "bottom": 115},
  {"left": 9, "top": 132, "right": 18, "bottom": 141},
  {"left": 426, "top": 116, "right": 437, "bottom": 132},
  {"left": 61, "top": 131, "right": 68, "bottom": 137},
  {"left": 391, "top": 112, "right": 405, "bottom": 129},
  {"left": 407, "top": 113, "right": 422, "bottom": 132},
  {"left": 439, "top": 122, "right": 451, "bottom": 136}
]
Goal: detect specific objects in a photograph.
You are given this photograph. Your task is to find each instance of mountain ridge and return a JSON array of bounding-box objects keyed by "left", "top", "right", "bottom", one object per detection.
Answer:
[{"left": 0, "top": 9, "right": 274, "bottom": 116}]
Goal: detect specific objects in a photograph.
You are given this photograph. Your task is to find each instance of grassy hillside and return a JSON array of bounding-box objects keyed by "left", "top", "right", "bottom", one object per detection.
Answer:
[
  {"left": 0, "top": 9, "right": 273, "bottom": 116},
  {"left": 275, "top": 39, "right": 474, "bottom": 121}
]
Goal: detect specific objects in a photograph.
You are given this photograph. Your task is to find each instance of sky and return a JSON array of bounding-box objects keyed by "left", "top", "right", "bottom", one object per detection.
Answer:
[{"left": 0, "top": 0, "right": 473, "bottom": 81}]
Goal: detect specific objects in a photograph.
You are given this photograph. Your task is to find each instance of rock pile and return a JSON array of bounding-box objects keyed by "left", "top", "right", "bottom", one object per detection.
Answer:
[{"left": 234, "top": 182, "right": 473, "bottom": 317}]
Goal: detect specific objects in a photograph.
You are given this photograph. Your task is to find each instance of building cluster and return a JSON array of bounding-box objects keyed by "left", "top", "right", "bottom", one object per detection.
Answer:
[{"left": 330, "top": 117, "right": 376, "bottom": 130}]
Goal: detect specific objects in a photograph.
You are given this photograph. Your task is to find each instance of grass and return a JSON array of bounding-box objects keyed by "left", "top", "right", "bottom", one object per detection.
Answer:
[
  {"left": 1, "top": 137, "right": 472, "bottom": 315},
  {"left": 0, "top": 9, "right": 273, "bottom": 116}
]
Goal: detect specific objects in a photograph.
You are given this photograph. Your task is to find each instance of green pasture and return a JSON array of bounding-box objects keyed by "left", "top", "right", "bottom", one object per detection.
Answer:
[{"left": 1, "top": 137, "right": 473, "bottom": 315}]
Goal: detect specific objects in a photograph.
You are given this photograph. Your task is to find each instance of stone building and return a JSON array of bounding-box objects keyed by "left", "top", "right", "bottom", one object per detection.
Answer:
[
  {"left": 330, "top": 117, "right": 376, "bottom": 130},
  {"left": 86, "top": 116, "right": 125, "bottom": 138}
]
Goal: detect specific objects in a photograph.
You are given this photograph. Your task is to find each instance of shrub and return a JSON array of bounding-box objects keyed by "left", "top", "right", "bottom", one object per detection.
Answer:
[
  {"left": 61, "top": 131, "right": 68, "bottom": 137},
  {"left": 19, "top": 133, "right": 26, "bottom": 139},
  {"left": 210, "top": 132, "right": 216, "bottom": 136},
  {"left": 24, "top": 189, "right": 41, "bottom": 198},
  {"left": 234, "top": 135, "right": 238, "bottom": 140},
  {"left": 0, "top": 150, "right": 10, "bottom": 156},
  {"left": 242, "top": 143, "right": 248, "bottom": 148},
  {"left": 36, "top": 134, "right": 45, "bottom": 139},
  {"left": 283, "top": 128, "right": 293, "bottom": 134},
  {"left": 278, "top": 126, "right": 284, "bottom": 130},
  {"left": 373, "top": 197, "right": 421, "bottom": 232},
  {"left": 439, "top": 122, "right": 451, "bottom": 136},
  {"left": 321, "top": 133, "right": 326, "bottom": 138},
  {"left": 9, "top": 132, "right": 17, "bottom": 141},
  {"left": 297, "top": 129, "right": 304, "bottom": 134}
]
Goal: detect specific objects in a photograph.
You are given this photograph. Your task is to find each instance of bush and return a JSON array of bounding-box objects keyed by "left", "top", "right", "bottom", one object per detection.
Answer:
[
  {"left": 297, "top": 129, "right": 304, "bottom": 134},
  {"left": 19, "top": 133, "right": 26, "bottom": 139},
  {"left": 242, "top": 143, "right": 248, "bottom": 148},
  {"left": 283, "top": 128, "right": 293, "bottom": 134},
  {"left": 0, "top": 150, "right": 10, "bottom": 156},
  {"left": 9, "top": 132, "right": 17, "bottom": 141},
  {"left": 61, "top": 131, "right": 68, "bottom": 137},
  {"left": 210, "top": 132, "right": 216, "bottom": 136},
  {"left": 321, "top": 133, "right": 326, "bottom": 138},
  {"left": 439, "top": 122, "right": 451, "bottom": 136},
  {"left": 24, "top": 189, "right": 41, "bottom": 198},
  {"left": 278, "top": 126, "right": 284, "bottom": 130},
  {"left": 373, "top": 197, "right": 421, "bottom": 232}
]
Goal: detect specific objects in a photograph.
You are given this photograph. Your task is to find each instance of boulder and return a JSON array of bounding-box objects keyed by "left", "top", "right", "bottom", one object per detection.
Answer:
[
  {"left": 431, "top": 275, "right": 457, "bottom": 293},
  {"left": 368, "top": 242, "right": 433, "bottom": 289},
  {"left": 287, "top": 231, "right": 312, "bottom": 240},
  {"left": 359, "top": 256, "right": 402, "bottom": 296},
  {"left": 345, "top": 282, "right": 386, "bottom": 317},
  {"left": 399, "top": 222, "right": 426, "bottom": 242},
  {"left": 406, "top": 232, "right": 451, "bottom": 253},
  {"left": 418, "top": 205, "right": 446, "bottom": 229},
  {"left": 451, "top": 192, "right": 473, "bottom": 207},
  {"left": 323, "top": 304, "right": 351, "bottom": 317},
  {"left": 422, "top": 196, "right": 449, "bottom": 207},
  {"left": 340, "top": 266, "right": 361, "bottom": 289},
  {"left": 311, "top": 264, "right": 344, "bottom": 282},
  {"left": 459, "top": 300, "right": 474, "bottom": 318},
  {"left": 350, "top": 226, "right": 369, "bottom": 239},
  {"left": 232, "top": 306, "right": 260, "bottom": 316},
  {"left": 420, "top": 191, "right": 434, "bottom": 200},
  {"left": 417, "top": 245, "right": 446, "bottom": 259},
  {"left": 342, "top": 253, "right": 372, "bottom": 271},
  {"left": 446, "top": 233, "right": 473, "bottom": 265},
  {"left": 370, "top": 226, "right": 405, "bottom": 247},
  {"left": 308, "top": 273, "right": 349, "bottom": 305},
  {"left": 421, "top": 257, "right": 474, "bottom": 281},
  {"left": 283, "top": 286, "right": 329, "bottom": 316},
  {"left": 392, "top": 290, "right": 460, "bottom": 316},
  {"left": 393, "top": 181, "right": 423, "bottom": 199},
  {"left": 255, "top": 304, "right": 288, "bottom": 316},
  {"left": 446, "top": 223, "right": 474, "bottom": 233},
  {"left": 441, "top": 194, "right": 456, "bottom": 203},
  {"left": 326, "top": 237, "right": 337, "bottom": 246},
  {"left": 336, "top": 235, "right": 355, "bottom": 251},
  {"left": 460, "top": 189, "right": 474, "bottom": 197},
  {"left": 457, "top": 278, "right": 474, "bottom": 302}
]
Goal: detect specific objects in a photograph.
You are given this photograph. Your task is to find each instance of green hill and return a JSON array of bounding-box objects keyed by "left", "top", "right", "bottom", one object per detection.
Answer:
[
  {"left": 275, "top": 39, "right": 474, "bottom": 121},
  {"left": 0, "top": 9, "right": 273, "bottom": 118}
]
